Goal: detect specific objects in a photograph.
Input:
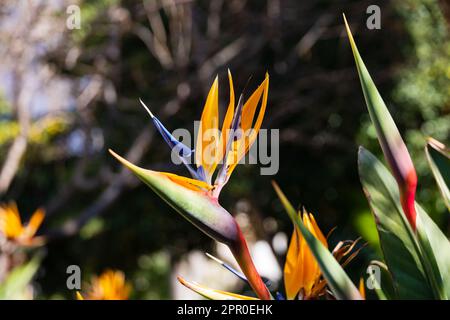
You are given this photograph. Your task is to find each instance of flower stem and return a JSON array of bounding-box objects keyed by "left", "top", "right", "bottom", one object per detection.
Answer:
[{"left": 229, "top": 223, "right": 271, "bottom": 300}]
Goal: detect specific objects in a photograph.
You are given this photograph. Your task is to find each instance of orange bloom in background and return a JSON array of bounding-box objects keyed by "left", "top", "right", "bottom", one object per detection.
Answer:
[
  {"left": 0, "top": 202, "right": 45, "bottom": 246},
  {"left": 284, "top": 210, "right": 328, "bottom": 299},
  {"left": 77, "top": 269, "right": 131, "bottom": 300},
  {"left": 178, "top": 208, "right": 363, "bottom": 300},
  {"left": 359, "top": 277, "right": 366, "bottom": 300},
  {"left": 284, "top": 209, "right": 364, "bottom": 300}
]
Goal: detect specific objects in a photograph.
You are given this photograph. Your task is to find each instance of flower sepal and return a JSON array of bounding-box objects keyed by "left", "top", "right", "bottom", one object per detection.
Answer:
[{"left": 109, "top": 149, "right": 240, "bottom": 246}]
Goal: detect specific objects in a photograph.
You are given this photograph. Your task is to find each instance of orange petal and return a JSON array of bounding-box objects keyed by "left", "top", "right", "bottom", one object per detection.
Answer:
[
  {"left": 87, "top": 270, "right": 131, "bottom": 300},
  {"left": 359, "top": 277, "right": 366, "bottom": 300},
  {"left": 298, "top": 224, "right": 309, "bottom": 296},
  {"left": 302, "top": 213, "right": 320, "bottom": 296},
  {"left": 241, "top": 73, "right": 269, "bottom": 132},
  {"left": 0, "top": 202, "right": 24, "bottom": 238},
  {"left": 283, "top": 211, "right": 327, "bottom": 299},
  {"left": 23, "top": 208, "right": 45, "bottom": 239},
  {"left": 158, "top": 171, "right": 213, "bottom": 191},
  {"left": 226, "top": 73, "right": 269, "bottom": 176},
  {"left": 308, "top": 213, "right": 328, "bottom": 248},
  {"left": 196, "top": 76, "right": 219, "bottom": 178},
  {"left": 284, "top": 222, "right": 302, "bottom": 299},
  {"left": 214, "top": 70, "right": 235, "bottom": 171}
]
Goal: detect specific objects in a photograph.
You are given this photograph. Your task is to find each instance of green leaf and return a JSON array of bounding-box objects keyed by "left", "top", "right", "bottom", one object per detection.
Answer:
[
  {"left": 358, "top": 147, "right": 447, "bottom": 299},
  {"left": 368, "top": 260, "right": 395, "bottom": 300},
  {"left": 0, "top": 255, "right": 41, "bottom": 299},
  {"left": 344, "top": 15, "right": 418, "bottom": 230},
  {"left": 416, "top": 204, "right": 450, "bottom": 299},
  {"left": 272, "top": 182, "right": 362, "bottom": 300},
  {"left": 425, "top": 138, "right": 450, "bottom": 210}
]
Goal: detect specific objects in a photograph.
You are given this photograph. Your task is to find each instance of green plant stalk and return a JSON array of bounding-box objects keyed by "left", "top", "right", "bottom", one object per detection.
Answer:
[{"left": 343, "top": 14, "right": 418, "bottom": 231}]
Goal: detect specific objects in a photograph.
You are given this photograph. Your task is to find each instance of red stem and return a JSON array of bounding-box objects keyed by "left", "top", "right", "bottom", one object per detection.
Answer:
[
  {"left": 229, "top": 223, "right": 271, "bottom": 300},
  {"left": 401, "top": 170, "right": 417, "bottom": 231}
]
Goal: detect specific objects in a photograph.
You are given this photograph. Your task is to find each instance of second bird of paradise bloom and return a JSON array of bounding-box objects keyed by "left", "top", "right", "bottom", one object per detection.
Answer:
[
  {"left": 76, "top": 269, "right": 131, "bottom": 300},
  {"left": 283, "top": 209, "right": 363, "bottom": 300},
  {"left": 178, "top": 208, "right": 364, "bottom": 300},
  {"left": 0, "top": 202, "right": 45, "bottom": 247},
  {"left": 110, "top": 70, "right": 272, "bottom": 299}
]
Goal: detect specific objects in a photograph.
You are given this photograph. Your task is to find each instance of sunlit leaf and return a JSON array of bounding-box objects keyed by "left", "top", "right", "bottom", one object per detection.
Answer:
[
  {"left": 415, "top": 204, "right": 450, "bottom": 299},
  {"left": 0, "top": 255, "right": 41, "bottom": 299},
  {"left": 344, "top": 15, "right": 418, "bottom": 230}
]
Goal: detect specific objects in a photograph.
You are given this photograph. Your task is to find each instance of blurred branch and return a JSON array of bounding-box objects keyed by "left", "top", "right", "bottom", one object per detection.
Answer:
[
  {"left": 44, "top": 75, "right": 104, "bottom": 214},
  {"left": 0, "top": 131, "right": 28, "bottom": 194},
  {"left": 295, "top": 14, "right": 333, "bottom": 58},
  {"left": 207, "top": 0, "right": 224, "bottom": 40},
  {"left": 132, "top": 23, "right": 174, "bottom": 69},
  {"left": 76, "top": 76, "right": 103, "bottom": 112},
  {"left": 198, "top": 36, "right": 248, "bottom": 81},
  {"left": 0, "top": 85, "right": 30, "bottom": 194},
  {"left": 46, "top": 92, "right": 181, "bottom": 239},
  {"left": 0, "top": 1, "right": 44, "bottom": 194},
  {"left": 47, "top": 127, "right": 153, "bottom": 239},
  {"left": 168, "top": 0, "right": 192, "bottom": 67}
]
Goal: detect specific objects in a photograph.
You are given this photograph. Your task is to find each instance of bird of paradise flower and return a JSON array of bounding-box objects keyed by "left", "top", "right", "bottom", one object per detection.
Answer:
[
  {"left": 76, "top": 269, "right": 131, "bottom": 300},
  {"left": 134, "top": 69, "right": 268, "bottom": 198},
  {"left": 0, "top": 202, "right": 45, "bottom": 247},
  {"left": 110, "top": 70, "right": 272, "bottom": 299}
]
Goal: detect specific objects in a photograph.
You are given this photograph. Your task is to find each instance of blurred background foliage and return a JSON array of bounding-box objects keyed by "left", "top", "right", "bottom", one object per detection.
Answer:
[{"left": 0, "top": 0, "right": 448, "bottom": 299}]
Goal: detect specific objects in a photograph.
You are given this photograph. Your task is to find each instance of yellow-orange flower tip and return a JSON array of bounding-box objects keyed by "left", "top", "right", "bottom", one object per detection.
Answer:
[
  {"left": 82, "top": 269, "right": 131, "bottom": 300},
  {"left": 109, "top": 149, "right": 153, "bottom": 178},
  {"left": 109, "top": 149, "right": 213, "bottom": 192},
  {"left": 0, "top": 203, "right": 46, "bottom": 246},
  {"left": 359, "top": 277, "right": 366, "bottom": 300},
  {"left": 177, "top": 276, "right": 187, "bottom": 286},
  {"left": 109, "top": 149, "right": 145, "bottom": 177}
]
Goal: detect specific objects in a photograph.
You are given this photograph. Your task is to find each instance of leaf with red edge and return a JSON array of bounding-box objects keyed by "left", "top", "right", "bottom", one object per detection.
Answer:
[{"left": 344, "top": 15, "right": 418, "bottom": 230}]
